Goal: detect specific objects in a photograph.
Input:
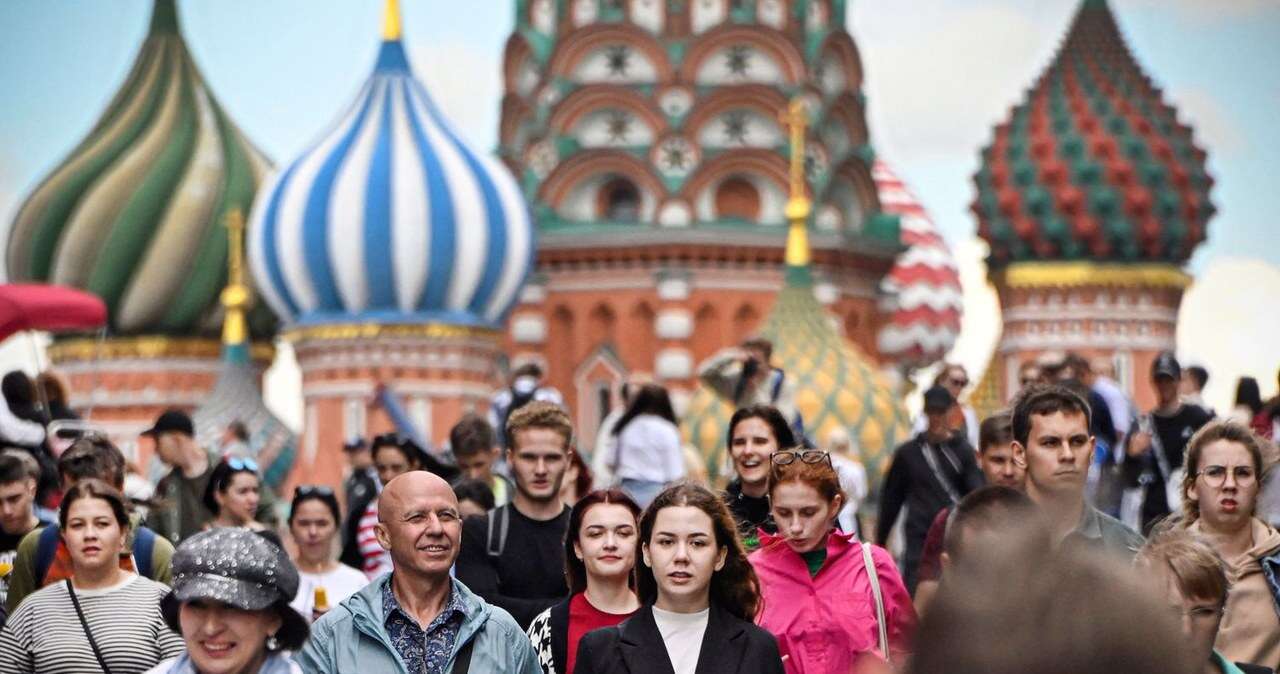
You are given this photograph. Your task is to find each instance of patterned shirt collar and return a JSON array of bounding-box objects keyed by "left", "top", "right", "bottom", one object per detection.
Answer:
[{"left": 381, "top": 575, "right": 467, "bottom": 627}]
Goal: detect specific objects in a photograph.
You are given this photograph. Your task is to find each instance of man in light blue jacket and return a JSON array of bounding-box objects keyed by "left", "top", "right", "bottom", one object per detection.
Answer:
[{"left": 298, "top": 471, "right": 539, "bottom": 674}]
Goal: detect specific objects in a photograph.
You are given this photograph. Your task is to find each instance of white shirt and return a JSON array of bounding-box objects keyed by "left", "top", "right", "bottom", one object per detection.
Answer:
[
  {"left": 652, "top": 605, "right": 710, "bottom": 674},
  {"left": 604, "top": 415, "right": 686, "bottom": 483},
  {"left": 832, "top": 454, "right": 868, "bottom": 533},
  {"left": 290, "top": 563, "right": 370, "bottom": 622}
]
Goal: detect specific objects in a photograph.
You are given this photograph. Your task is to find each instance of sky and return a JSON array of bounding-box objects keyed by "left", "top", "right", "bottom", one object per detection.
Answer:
[{"left": 0, "top": 0, "right": 1276, "bottom": 425}]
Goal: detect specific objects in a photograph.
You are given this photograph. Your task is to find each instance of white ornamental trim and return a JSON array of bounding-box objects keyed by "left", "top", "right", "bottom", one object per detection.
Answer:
[
  {"left": 511, "top": 314, "right": 548, "bottom": 344},
  {"left": 655, "top": 348, "right": 693, "bottom": 380},
  {"left": 656, "top": 309, "right": 693, "bottom": 339}
]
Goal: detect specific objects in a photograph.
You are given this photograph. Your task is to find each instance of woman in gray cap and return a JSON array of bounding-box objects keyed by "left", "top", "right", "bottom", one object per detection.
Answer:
[{"left": 146, "top": 528, "right": 309, "bottom": 674}]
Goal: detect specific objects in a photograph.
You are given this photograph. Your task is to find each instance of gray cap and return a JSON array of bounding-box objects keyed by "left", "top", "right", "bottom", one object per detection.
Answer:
[{"left": 162, "top": 528, "right": 308, "bottom": 649}]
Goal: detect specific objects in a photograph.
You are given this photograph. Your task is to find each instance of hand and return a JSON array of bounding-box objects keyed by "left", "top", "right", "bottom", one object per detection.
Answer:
[
  {"left": 312, "top": 606, "right": 329, "bottom": 621},
  {"left": 1127, "top": 431, "right": 1152, "bottom": 457}
]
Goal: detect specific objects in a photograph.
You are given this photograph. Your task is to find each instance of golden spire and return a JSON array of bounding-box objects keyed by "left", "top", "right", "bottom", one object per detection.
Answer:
[
  {"left": 220, "top": 209, "right": 250, "bottom": 346},
  {"left": 383, "top": 0, "right": 402, "bottom": 41},
  {"left": 781, "top": 97, "right": 812, "bottom": 268}
]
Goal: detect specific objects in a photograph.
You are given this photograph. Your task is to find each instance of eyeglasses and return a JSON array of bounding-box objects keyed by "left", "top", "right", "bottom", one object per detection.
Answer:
[
  {"left": 294, "top": 485, "right": 334, "bottom": 498},
  {"left": 770, "top": 450, "right": 832, "bottom": 467},
  {"left": 948, "top": 378, "right": 970, "bottom": 388},
  {"left": 226, "top": 456, "right": 259, "bottom": 473},
  {"left": 1196, "top": 465, "right": 1256, "bottom": 487}
]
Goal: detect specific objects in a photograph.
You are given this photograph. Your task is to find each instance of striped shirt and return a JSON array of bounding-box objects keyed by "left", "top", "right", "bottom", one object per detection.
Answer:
[
  {"left": 357, "top": 500, "right": 392, "bottom": 579},
  {"left": 0, "top": 573, "right": 185, "bottom": 674}
]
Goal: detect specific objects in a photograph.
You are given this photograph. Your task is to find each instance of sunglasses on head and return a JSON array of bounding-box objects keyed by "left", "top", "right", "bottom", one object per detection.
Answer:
[
  {"left": 294, "top": 484, "right": 334, "bottom": 498},
  {"left": 770, "top": 449, "right": 832, "bottom": 467},
  {"left": 225, "top": 456, "right": 259, "bottom": 472}
]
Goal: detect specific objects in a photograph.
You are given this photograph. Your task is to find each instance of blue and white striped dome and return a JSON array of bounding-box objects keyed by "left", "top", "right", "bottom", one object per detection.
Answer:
[{"left": 248, "top": 24, "right": 533, "bottom": 329}]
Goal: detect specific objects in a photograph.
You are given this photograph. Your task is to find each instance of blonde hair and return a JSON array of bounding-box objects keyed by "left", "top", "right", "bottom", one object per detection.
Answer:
[
  {"left": 1179, "top": 420, "right": 1269, "bottom": 523},
  {"left": 506, "top": 400, "right": 573, "bottom": 453},
  {"left": 1137, "top": 524, "right": 1230, "bottom": 606}
]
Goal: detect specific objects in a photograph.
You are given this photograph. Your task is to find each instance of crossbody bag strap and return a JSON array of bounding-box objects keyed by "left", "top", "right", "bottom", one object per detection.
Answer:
[
  {"left": 65, "top": 579, "right": 112, "bottom": 674},
  {"left": 451, "top": 632, "right": 477, "bottom": 674},
  {"left": 921, "top": 444, "right": 962, "bottom": 505},
  {"left": 860, "top": 542, "right": 890, "bottom": 665}
]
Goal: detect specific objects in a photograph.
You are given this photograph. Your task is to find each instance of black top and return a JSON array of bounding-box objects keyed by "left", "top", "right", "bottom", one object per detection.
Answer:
[
  {"left": 1125, "top": 403, "right": 1214, "bottom": 530},
  {"left": 876, "top": 432, "right": 983, "bottom": 590},
  {"left": 456, "top": 503, "right": 570, "bottom": 629},
  {"left": 574, "top": 604, "right": 783, "bottom": 674},
  {"left": 339, "top": 467, "right": 379, "bottom": 569},
  {"left": 723, "top": 479, "right": 773, "bottom": 550}
]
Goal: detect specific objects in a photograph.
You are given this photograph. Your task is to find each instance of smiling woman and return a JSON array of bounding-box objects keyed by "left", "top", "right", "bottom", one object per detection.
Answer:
[{"left": 0, "top": 480, "right": 185, "bottom": 674}]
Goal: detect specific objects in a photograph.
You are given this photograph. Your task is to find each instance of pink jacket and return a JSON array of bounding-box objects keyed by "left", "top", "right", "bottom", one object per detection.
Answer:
[{"left": 749, "top": 530, "right": 916, "bottom": 674}]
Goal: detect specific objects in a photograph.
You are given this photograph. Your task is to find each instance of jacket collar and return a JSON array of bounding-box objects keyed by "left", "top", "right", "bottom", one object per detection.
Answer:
[
  {"left": 348, "top": 573, "right": 492, "bottom": 648},
  {"left": 618, "top": 604, "right": 748, "bottom": 674},
  {"left": 757, "top": 527, "right": 856, "bottom": 554}
]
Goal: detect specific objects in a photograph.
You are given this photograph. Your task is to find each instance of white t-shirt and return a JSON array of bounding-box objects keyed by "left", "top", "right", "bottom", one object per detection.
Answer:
[
  {"left": 652, "top": 605, "right": 710, "bottom": 674},
  {"left": 290, "top": 563, "right": 370, "bottom": 621},
  {"left": 608, "top": 415, "right": 687, "bottom": 483}
]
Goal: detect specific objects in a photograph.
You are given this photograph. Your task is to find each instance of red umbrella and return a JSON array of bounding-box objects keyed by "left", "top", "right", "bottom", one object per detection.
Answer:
[{"left": 0, "top": 284, "right": 107, "bottom": 342}]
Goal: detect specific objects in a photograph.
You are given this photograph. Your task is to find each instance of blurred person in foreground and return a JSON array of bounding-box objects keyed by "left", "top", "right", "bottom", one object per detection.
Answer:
[
  {"left": 1012, "top": 384, "right": 1143, "bottom": 557},
  {"left": 877, "top": 385, "right": 983, "bottom": 594},
  {"left": 299, "top": 471, "right": 539, "bottom": 673},
  {"left": 913, "top": 412, "right": 1026, "bottom": 612},
  {"left": 151, "top": 527, "right": 309, "bottom": 674},
  {"left": 1176, "top": 420, "right": 1280, "bottom": 669},
  {"left": 905, "top": 528, "right": 1194, "bottom": 674},
  {"left": 1137, "top": 524, "right": 1275, "bottom": 674}
]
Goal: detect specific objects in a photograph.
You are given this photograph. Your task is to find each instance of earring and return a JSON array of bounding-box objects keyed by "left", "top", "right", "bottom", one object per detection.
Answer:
[{"left": 266, "top": 634, "right": 280, "bottom": 651}]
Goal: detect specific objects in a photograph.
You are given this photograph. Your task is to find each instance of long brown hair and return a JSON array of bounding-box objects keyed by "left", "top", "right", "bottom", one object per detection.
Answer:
[
  {"left": 564, "top": 489, "right": 642, "bottom": 593},
  {"left": 637, "top": 482, "right": 761, "bottom": 621},
  {"left": 1179, "top": 420, "right": 1269, "bottom": 524}
]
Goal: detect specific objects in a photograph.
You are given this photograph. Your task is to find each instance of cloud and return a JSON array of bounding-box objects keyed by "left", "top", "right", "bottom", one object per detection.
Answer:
[
  {"left": 1117, "top": 0, "right": 1278, "bottom": 20},
  {"left": 412, "top": 40, "right": 503, "bottom": 151},
  {"left": 945, "top": 236, "right": 1002, "bottom": 381},
  {"left": 1168, "top": 87, "right": 1245, "bottom": 155},
  {"left": 848, "top": 1, "right": 1074, "bottom": 164},
  {"left": 1178, "top": 256, "right": 1280, "bottom": 412}
]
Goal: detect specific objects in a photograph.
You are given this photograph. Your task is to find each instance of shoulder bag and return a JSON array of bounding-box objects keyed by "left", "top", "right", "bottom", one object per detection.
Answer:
[
  {"left": 66, "top": 579, "right": 112, "bottom": 674},
  {"left": 860, "top": 542, "right": 891, "bottom": 666}
]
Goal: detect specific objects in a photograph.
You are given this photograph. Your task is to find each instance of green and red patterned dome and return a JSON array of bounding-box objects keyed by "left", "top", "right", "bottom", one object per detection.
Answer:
[
  {"left": 972, "top": 0, "right": 1214, "bottom": 269},
  {"left": 5, "top": 0, "right": 274, "bottom": 338}
]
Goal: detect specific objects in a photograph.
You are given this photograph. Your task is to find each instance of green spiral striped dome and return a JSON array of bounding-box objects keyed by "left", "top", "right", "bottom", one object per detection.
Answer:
[{"left": 5, "top": 0, "right": 274, "bottom": 337}]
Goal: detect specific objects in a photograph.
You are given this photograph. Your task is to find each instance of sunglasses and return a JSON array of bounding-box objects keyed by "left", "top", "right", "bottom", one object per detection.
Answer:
[
  {"left": 294, "top": 485, "right": 334, "bottom": 498},
  {"left": 771, "top": 449, "right": 832, "bottom": 467},
  {"left": 226, "top": 456, "right": 259, "bottom": 472}
]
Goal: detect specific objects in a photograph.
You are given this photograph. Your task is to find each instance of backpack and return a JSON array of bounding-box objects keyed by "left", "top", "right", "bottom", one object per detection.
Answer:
[
  {"left": 35, "top": 523, "right": 157, "bottom": 583},
  {"left": 485, "top": 504, "right": 511, "bottom": 558}
]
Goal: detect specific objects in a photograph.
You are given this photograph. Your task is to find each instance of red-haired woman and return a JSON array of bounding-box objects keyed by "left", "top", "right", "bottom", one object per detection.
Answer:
[
  {"left": 575, "top": 483, "right": 783, "bottom": 674},
  {"left": 751, "top": 450, "right": 916, "bottom": 673},
  {"left": 526, "top": 489, "right": 642, "bottom": 674}
]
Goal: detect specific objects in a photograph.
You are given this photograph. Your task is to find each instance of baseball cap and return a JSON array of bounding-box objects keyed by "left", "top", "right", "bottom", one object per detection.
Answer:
[
  {"left": 1151, "top": 350, "right": 1181, "bottom": 380},
  {"left": 923, "top": 385, "right": 955, "bottom": 413},
  {"left": 342, "top": 437, "right": 367, "bottom": 452},
  {"left": 160, "top": 528, "right": 307, "bottom": 650},
  {"left": 141, "top": 409, "right": 194, "bottom": 438}
]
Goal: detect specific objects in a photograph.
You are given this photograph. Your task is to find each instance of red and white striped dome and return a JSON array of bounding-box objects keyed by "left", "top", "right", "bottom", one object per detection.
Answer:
[{"left": 874, "top": 160, "right": 963, "bottom": 370}]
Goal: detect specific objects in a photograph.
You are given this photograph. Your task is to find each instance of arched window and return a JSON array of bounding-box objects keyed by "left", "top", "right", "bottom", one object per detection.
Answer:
[
  {"left": 598, "top": 177, "right": 640, "bottom": 220},
  {"left": 715, "top": 176, "right": 760, "bottom": 221}
]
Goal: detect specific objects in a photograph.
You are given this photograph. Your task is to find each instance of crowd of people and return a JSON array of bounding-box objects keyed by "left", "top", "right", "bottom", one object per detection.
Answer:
[{"left": 0, "top": 345, "right": 1279, "bottom": 674}]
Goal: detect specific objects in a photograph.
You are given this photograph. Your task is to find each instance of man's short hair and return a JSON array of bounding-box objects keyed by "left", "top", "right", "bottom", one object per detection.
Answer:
[
  {"left": 450, "top": 414, "right": 496, "bottom": 458},
  {"left": 977, "top": 412, "right": 1014, "bottom": 454},
  {"left": 58, "top": 435, "right": 127, "bottom": 489},
  {"left": 943, "top": 485, "right": 1039, "bottom": 559},
  {"left": 512, "top": 362, "right": 543, "bottom": 380},
  {"left": 1186, "top": 365, "right": 1209, "bottom": 391},
  {"left": 506, "top": 401, "right": 573, "bottom": 453},
  {"left": 741, "top": 337, "right": 773, "bottom": 361},
  {"left": 0, "top": 451, "right": 37, "bottom": 486},
  {"left": 1010, "top": 384, "right": 1092, "bottom": 448},
  {"left": 1137, "top": 524, "right": 1230, "bottom": 606}
]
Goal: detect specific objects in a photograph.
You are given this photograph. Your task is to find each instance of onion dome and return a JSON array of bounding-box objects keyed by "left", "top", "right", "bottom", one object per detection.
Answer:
[
  {"left": 874, "top": 161, "right": 963, "bottom": 371},
  {"left": 684, "top": 101, "right": 910, "bottom": 489},
  {"left": 192, "top": 211, "right": 295, "bottom": 488},
  {"left": 972, "top": 0, "right": 1214, "bottom": 268},
  {"left": 248, "top": 0, "right": 533, "bottom": 328},
  {"left": 4, "top": 0, "right": 274, "bottom": 337}
]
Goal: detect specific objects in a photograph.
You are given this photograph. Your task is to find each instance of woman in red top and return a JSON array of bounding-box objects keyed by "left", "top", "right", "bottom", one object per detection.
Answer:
[{"left": 527, "top": 489, "right": 642, "bottom": 674}]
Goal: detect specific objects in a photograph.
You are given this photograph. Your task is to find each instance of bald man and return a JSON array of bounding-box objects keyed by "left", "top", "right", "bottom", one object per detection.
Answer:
[{"left": 299, "top": 471, "right": 539, "bottom": 674}]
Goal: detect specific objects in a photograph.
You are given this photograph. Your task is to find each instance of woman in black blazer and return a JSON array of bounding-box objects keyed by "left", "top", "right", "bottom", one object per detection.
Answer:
[{"left": 575, "top": 483, "right": 784, "bottom": 674}]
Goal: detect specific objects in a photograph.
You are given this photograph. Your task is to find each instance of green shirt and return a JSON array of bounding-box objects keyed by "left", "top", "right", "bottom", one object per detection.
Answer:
[
  {"left": 801, "top": 548, "right": 828, "bottom": 577},
  {"left": 1212, "top": 651, "right": 1246, "bottom": 674}
]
